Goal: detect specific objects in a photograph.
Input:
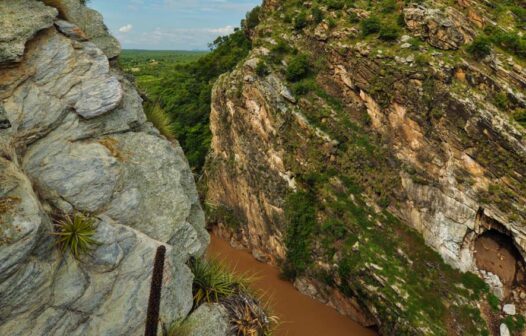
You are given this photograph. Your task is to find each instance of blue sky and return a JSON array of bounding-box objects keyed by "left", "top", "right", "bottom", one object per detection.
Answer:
[{"left": 89, "top": 0, "right": 260, "bottom": 50}]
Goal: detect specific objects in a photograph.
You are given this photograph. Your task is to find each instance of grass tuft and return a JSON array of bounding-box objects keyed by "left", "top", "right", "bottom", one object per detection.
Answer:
[
  {"left": 189, "top": 257, "right": 251, "bottom": 305},
  {"left": 145, "top": 102, "right": 175, "bottom": 140}
]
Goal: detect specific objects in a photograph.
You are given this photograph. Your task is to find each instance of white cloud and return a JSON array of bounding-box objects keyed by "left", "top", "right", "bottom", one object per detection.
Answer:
[
  {"left": 118, "top": 24, "right": 133, "bottom": 33},
  {"left": 206, "top": 25, "right": 235, "bottom": 35},
  {"left": 113, "top": 25, "right": 239, "bottom": 50}
]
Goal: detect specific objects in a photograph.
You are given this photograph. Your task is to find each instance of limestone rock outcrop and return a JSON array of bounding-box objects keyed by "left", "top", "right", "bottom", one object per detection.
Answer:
[
  {"left": 0, "top": 1, "right": 210, "bottom": 335},
  {"left": 205, "top": 0, "right": 526, "bottom": 334}
]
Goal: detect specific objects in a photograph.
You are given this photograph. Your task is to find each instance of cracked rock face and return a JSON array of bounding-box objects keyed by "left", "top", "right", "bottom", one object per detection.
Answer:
[
  {"left": 0, "top": 1, "right": 209, "bottom": 335},
  {"left": 0, "top": 0, "right": 58, "bottom": 64}
]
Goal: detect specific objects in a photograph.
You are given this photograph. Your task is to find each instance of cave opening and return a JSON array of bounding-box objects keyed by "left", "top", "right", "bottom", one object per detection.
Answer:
[{"left": 474, "top": 229, "right": 526, "bottom": 298}]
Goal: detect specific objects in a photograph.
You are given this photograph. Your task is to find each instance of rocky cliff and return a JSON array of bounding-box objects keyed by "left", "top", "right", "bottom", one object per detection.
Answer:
[
  {"left": 205, "top": 0, "right": 526, "bottom": 334},
  {"left": 0, "top": 1, "right": 212, "bottom": 335}
]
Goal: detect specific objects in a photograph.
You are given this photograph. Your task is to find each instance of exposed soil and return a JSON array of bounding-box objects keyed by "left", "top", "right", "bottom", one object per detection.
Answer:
[
  {"left": 207, "top": 235, "right": 377, "bottom": 336},
  {"left": 474, "top": 229, "right": 526, "bottom": 297}
]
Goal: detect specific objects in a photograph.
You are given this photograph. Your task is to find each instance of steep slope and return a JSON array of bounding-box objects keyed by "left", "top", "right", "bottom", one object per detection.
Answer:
[
  {"left": 205, "top": 0, "right": 526, "bottom": 334},
  {"left": 0, "top": 1, "right": 211, "bottom": 335}
]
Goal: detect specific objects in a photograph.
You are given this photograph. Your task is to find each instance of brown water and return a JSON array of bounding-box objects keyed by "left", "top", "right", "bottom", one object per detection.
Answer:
[{"left": 207, "top": 235, "right": 377, "bottom": 336}]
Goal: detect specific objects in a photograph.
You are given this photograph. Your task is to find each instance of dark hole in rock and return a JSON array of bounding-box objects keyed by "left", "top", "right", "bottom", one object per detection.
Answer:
[
  {"left": 0, "top": 106, "right": 10, "bottom": 129},
  {"left": 474, "top": 229, "right": 526, "bottom": 297}
]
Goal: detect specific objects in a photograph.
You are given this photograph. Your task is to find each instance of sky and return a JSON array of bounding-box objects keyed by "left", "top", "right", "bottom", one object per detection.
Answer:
[{"left": 88, "top": 0, "right": 260, "bottom": 50}]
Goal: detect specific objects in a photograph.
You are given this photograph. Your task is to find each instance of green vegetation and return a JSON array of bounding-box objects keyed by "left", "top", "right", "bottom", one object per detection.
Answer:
[
  {"left": 487, "top": 293, "right": 500, "bottom": 312},
  {"left": 121, "top": 16, "right": 253, "bottom": 172},
  {"left": 144, "top": 102, "right": 175, "bottom": 140},
  {"left": 255, "top": 60, "right": 269, "bottom": 77},
  {"left": 379, "top": 23, "right": 400, "bottom": 41},
  {"left": 294, "top": 11, "right": 308, "bottom": 30},
  {"left": 51, "top": 212, "right": 98, "bottom": 258},
  {"left": 189, "top": 257, "right": 250, "bottom": 305},
  {"left": 503, "top": 314, "right": 526, "bottom": 332},
  {"left": 285, "top": 54, "right": 310, "bottom": 82},
  {"left": 242, "top": 5, "right": 261, "bottom": 30},
  {"left": 467, "top": 36, "right": 492, "bottom": 59},
  {"left": 189, "top": 257, "right": 276, "bottom": 335},
  {"left": 513, "top": 108, "right": 526, "bottom": 127},
  {"left": 361, "top": 16, "right": 382, "bottom": 36},
  {"left": 282, "top": 191, "right": 317, "bottom": 279}
]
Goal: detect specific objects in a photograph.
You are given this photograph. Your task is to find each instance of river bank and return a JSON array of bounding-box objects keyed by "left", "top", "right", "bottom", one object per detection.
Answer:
[{"left": 207, "top": 235, "right": 377, "bottom": 336}]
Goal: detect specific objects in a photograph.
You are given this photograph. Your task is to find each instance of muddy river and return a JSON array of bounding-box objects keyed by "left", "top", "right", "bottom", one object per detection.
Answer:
[{"left": 207, "top": 235, "right": 378, "bottom": 336}]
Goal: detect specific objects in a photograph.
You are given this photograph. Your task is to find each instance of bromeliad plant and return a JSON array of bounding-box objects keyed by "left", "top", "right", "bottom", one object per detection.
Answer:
[
  {"left": 189, "top": 257, "right": 251, "bottom": 305},
  {"left": 51, "top": 212, "right": 99, "bottom": 258}
]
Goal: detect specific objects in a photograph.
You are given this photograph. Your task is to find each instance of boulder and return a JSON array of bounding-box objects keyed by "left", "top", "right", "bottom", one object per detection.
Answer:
[
  {"left": 0, "top": 1, "right": 209, "bottom": 335},
  {"left": 0, "top": 0, "right": 58, "bottom": 64},
  {"left": 42, "top": 0, "right": 121, "bottom": 58},
  {"left": 187, "top": 303, "right": 232, "bottom": 336}
]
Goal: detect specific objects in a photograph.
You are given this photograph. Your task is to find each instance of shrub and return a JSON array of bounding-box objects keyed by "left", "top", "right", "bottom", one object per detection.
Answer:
[
  {"left": 513, "top": 108, "right": 526, "bottom": 127},
  {"left": 381, "top": 0, "right": 397, "bottom": 13},
  {"left": 504, "top": 315, "right": 526, "bottom": 332},
  {"left": 326, "top": 0, "right": 345, "bottom": 10},
  {"left": 467, "top": 36, "right": 492, "bottom": 59},
  {"left": 243, "top": 6, "right": 261, "bottom": 30},
  {"left": 292, "top": 79, "right": 317, "bottom": 95},
  {"left": 51, "top": 212, "right": 98, "bottom": 258},
  {"left": 349, "top": 11, "right": 360, "bottom": 23},
  {"left": 189, "top": 258, "right": 251, "bottom": 305},
  {"left": 490, "top": 31, "right": 526, "bottom": 59},
  {"left": 493, "top": 92, "right": 510, "bottom": 110},
  {"left": 312, "top": 7, "right": 324, "bottom": 24},
  {"left": 361, "top": 16, "right": 382, "bottom": 36},
  {"left": 487, "top": 293, "right": 500, "bottom": 312},
  {"left": 294, "top": 12, "right": 308, "bottom": 30},
  {"left": 255, "top": 60, "right": 269, "bottom": 77},
  {"left": 286, "top": 54, "right": 310, "bottom": 82},
  {"left": 145, "top": 102, "right": 175, "bottom": 140},
  {"left": 379, "top": 24, "right": 400, "bottom": 41}
]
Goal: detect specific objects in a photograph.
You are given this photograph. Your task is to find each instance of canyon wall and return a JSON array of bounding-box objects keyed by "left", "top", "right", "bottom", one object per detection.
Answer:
[{"left": 205, "top": 0, "right": 526, "bottom": 334}]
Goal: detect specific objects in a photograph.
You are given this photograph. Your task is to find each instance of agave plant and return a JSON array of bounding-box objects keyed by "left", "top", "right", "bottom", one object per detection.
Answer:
[{"left": 51, "top": 212, "right": 98, "bottom": 258}]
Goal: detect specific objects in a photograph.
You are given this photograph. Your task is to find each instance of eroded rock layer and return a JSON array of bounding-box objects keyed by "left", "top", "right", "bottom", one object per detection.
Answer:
[{"left": 205, "top": 0, "right": 526, "bottom": 334}]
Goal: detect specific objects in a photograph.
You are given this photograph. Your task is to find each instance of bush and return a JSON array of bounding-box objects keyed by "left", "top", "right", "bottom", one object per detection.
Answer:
[
  {"left": 361, "top": 16, "right": 382, "bottom": 36},
  {"left": 243, "top": 6, "right": 261, "bottom": 30},
  {"left": 294, "top": 12, "right": 308, "bottom": 30},
  {"left": 467, "top": 36, "right": 492, "bottom": 59},
  {"left": 513, "top": 108, "right": 526, "bottom": 127},
  {"left": 255, "top": 60, "right": 269, "bottom": 77},
  {"left": 286, "top": 54, "right": 310, "bottom": 82},
  {"left": 312, "top": 7, "right": 324, "bottom": 24},
  {"left": 381, "top": 0, "right": 397, "bottom": 13},
  {"left": 493, "top": 92, "right": 510, "bottom": 110},
  {"left": 490, "top": 31, "right": 526, "bottom": 59},
  {"left": 379, "top": 24, "right": 400, "bottom": 41},
  {"left": 349, "top": 11, "right": 360, "bottom": 23},
  {"left": 326, "top": 0, "right": 345, "bottom": 10},
  {"left": 487, "top": 293, "right": 500, "bottom": 312},
  {"left": 292, "top": 79, "right": 317, "bottom": 95},
  {"left": 52, "top": 212, "right": 98, "bottom": 258}
]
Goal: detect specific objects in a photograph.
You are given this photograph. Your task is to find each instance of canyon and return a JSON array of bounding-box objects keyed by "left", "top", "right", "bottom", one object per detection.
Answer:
[{"left": 1, "top": 0, "right": 526, "bottom": 335}]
